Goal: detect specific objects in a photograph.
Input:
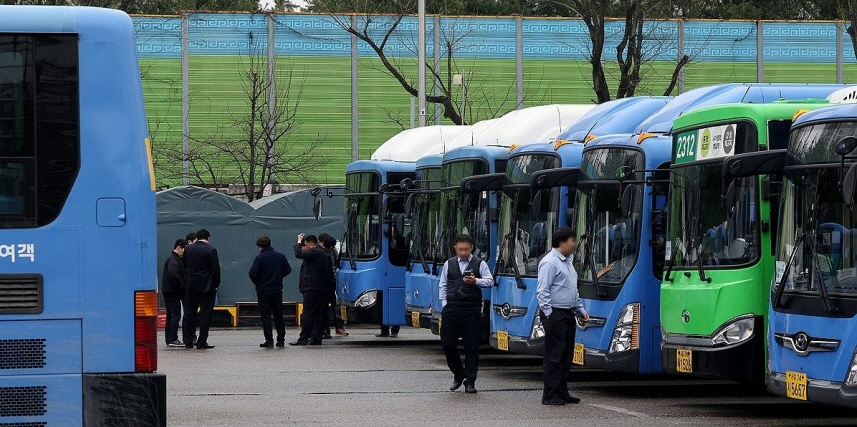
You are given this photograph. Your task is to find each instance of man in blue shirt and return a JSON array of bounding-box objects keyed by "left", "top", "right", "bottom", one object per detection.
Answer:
[
  {"left": 248, "top": 236, "right": 292, "bottom": 348},
  {"left": 537, "top": 227, "right": 589, "bottom": 405},
  {"left": 439, "top": 234, "right": 493, "bottom": 394}
]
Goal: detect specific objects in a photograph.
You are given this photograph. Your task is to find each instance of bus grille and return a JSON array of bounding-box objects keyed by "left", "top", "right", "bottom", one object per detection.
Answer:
[
  {"left": 0, "top": 386, "right": 47, "bottom": 417},
  {"left": 0, "top": 339, "right": 46, "bottom": 370},
  {"left": 0, "top": 275, "right": 43, "bottom": 314}
]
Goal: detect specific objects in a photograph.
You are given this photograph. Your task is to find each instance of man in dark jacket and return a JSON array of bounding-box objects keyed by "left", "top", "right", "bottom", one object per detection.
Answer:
[
  {"left": 319, "top": 233, "right": 348, "bottom": 338},
  {"left": 290, "top": 234, "right": 334, "bottom": 346},
  {"left": 183, "top": 228, "right": 221, "bottom": 349},
  {"left": 248, "top": 236, "right": 292, "bottom": 348},
  {"left": 161, "top": 239, "right": 187, "bottom": 347}
]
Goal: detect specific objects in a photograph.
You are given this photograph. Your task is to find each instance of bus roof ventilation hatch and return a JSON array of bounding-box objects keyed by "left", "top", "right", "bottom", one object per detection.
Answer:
[{"left": 827, "top": 86, "right": 857, "bottom": 103}]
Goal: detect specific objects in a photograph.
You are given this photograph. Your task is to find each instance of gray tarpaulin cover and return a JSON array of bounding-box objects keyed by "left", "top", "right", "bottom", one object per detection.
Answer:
[{"left": 157, "top": 186, "right": 343, "bottom": 304}]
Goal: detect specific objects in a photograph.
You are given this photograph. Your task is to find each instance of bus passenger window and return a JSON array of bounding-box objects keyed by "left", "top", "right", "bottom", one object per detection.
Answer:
[{"left": 0, "top": 35, "right": 79, "bottom": 228}]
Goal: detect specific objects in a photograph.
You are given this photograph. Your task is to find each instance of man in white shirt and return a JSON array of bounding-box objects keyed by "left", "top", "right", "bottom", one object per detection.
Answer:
[{"left": 438, "top": 234, "right": 493, "bottom": 394}]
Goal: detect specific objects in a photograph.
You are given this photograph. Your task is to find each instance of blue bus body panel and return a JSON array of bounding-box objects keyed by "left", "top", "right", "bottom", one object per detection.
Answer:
[
  {"left": 558, "top": 97, "right": 671, "bottom": 142},
  {"left": 637, "top": 83, "right": 844, "bottom": 134},
  {"left": 0, "top": 6, "right": 155, "bottom": 373},
  {"left": 340, "top": 160, "right": 416, "bottom": 326},
  {"left": 793, "top": 103, "right": 857, "bottom": 125}
]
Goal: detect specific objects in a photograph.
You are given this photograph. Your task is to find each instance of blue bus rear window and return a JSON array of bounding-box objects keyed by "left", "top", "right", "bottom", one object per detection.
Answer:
[{"left": 0, "top": 34, "right": 79, "bottom": 228}]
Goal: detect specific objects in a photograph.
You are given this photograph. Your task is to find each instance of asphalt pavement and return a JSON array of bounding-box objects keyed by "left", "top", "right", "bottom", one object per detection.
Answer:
[{"left": 160, "top": 326, "right": 857, "bottom": 427}]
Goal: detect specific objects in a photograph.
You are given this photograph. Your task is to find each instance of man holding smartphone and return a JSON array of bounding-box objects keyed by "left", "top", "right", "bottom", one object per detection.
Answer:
[
  {"left": 536, "top": 227, "right": 589, "bottom": 405},
  {"left": 438, "top": 234, "right": 493, "bottom": 394}
]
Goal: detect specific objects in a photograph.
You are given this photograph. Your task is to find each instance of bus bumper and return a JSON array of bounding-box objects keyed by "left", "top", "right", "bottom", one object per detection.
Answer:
[
  {"left": 405, "top": 306, "right": 432, "bottom": 329},
  {"left": 583, "top": 347, "right": 640, "bottom": 373},
  {"left": 489, "top": 333, "right": 544, "bottom": 356},
  {"left": 338, "top": 295, "right": 384, "bottom": 325},
  {"left": 662, "top": 332, "right": 764, "bottom": 383},
  {"left": 83, "top": 372, "right": 166, "bottom": 427},
  {"left": 768, "top": 372, "right": 857, "bottom": 408}
]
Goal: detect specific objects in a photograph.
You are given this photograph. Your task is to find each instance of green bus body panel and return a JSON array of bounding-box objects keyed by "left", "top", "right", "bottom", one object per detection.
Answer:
[
  {"left": 660, "top": 265, "right": 770, "bottom": 335},
  {"left": 662, "top": 102, "right": 829, "bottom": 336}
]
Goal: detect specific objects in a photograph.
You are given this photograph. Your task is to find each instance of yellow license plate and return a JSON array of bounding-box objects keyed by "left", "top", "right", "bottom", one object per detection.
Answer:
[
  {"left": 339, "top": 305, "right": 347, "bottom": 321},
  {"left": 411, "top": 311, "right": 420, "bottom": 327},
  {"left": 497, "top": 330, "right": 509, "bottom": 351},
  {"left": 676, "top": 349, "right": 693, "bottom": 373},
  {"left": 573, "top": 343, "right": 585, "bottom": 365},
  {"left": 786, "top": 371, "right": 808, "bottom": 400}
]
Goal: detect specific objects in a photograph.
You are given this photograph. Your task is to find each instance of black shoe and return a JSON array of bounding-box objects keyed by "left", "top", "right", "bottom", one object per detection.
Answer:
[
  {"left": 276, "top": 341, "right": 285, "bottom": 348},
  {"left": 464, "top": 383, "right": 477, "bottom": 394},
  {"left": 560, "top": 393, "right": 581, "bottom": 404},
  {"left": 289, "top": 341, "right": 307, "bottom": 346},
  {"left": 308, "top": 341, "right": 322, "bottom": 346},
  {"left": 196, "top": 343, "right": 215, "bottom": 350},
  {"left": 542, "top": 397, "right": 566, "bottom": 406},
  {"left": 260, "top": 341, "right": 274, "bottom": 348},
  {"left": 322, "top": 333, "right": 333, "bottom": 340},
  {"left": 184, "top": 344, "right": 194, "bottom": 349},
  {"left": 390, "top": 332, "right": 398, "bottom": 338},
  {"left": 450, "top": 378, "right": 464, "bottom": 391},
  {"left": 375, "top": 333, "right": 390, "bottom": 338}
]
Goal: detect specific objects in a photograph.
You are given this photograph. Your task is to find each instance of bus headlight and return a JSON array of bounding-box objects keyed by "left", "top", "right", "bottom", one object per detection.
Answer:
[
  {"left": 711, "top": 315, "right": 754, "bottom": 346},
  {"left": 529, "top": 314, "right": 545, "bottom": 341},
  {"left": 845, "top": 351, "right": 857, "bottom": 387},
  {"left": 355, "top": 290, "right": 378, "bottom": 308},
  {"left": 608, "top": 303, "right": 639, "bottom": 354}
]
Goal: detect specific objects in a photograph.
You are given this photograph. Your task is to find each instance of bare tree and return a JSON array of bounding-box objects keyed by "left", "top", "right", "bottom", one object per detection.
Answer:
[
  {"left": 564, "top": 0, "right": 693, "bottom": 102},
  {"left": 157, "top": 27, "right": 324, "bottom": 201}
]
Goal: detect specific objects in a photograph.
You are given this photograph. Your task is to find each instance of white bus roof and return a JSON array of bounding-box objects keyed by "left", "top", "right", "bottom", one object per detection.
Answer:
[
  {"left": 443, "top": 118, "right": 501, "bottom": 151},
  {"left": 471, "top": 105, "right": 594, "bottom": 147},
  {"left": 370, "top": 125, "right": 469, "bottom": 162}
]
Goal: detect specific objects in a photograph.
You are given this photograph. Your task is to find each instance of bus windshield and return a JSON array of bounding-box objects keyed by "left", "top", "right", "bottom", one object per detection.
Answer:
[
  {"left": 438, "top": 159, "right": 489, "bottom": 263},
  {"left": 344, "top": 171, "right": 381, "bottom": 260},
  {"left": 776, "top": 121, "right": 857, "bottom": 298},
  {"left": 410, "top": 167, "right": 442, "bottom": 265},
  {"left": 496, "top": 153, "right": 560, "bottom": 277},
  {"left": 667, "top": 122, "right": 759, "bottom": 270},
  {"left": 575, "top": 148, "right": 643, "bottom": 284}
]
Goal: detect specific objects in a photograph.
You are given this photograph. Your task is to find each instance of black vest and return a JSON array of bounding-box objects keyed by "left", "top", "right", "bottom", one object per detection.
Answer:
[{"left": 445, "top": 256, "right": 484, "bottom": 305}]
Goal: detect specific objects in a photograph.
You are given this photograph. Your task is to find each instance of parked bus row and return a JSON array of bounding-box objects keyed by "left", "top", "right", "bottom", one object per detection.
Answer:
[{"left": 314, "top": 83, "right": 857, "bottom": 409}]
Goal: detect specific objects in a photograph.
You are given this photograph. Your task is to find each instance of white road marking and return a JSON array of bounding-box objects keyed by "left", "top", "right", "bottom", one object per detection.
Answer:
[{"left": 588, "top": 403, "right": 651, "bottom": 418}]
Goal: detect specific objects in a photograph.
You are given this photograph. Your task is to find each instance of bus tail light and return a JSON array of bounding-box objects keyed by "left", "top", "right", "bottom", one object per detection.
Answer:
[
  {"left": 608, "top": 303, "right": 639, "bottom": 354},
  {"left": 135, "top": 291, "right": 158, "bottom": 372}
]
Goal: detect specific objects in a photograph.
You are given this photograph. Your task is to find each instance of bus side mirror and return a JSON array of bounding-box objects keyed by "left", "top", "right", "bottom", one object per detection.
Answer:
[
  {"left": 842, "top": 163, "right": 857, "bottom": 208},
  {"left": 615, "top": 165, "right": 633, "bottom": 182},
  {"left": 394, "top": 213, "right": 405, "bottom": 238},
  {"left": 619, "top": 185, "right": 633, "bottom": 217},
  {"left": 723, "top": 180, "right": 737, "bottom": 218},
  {"left": 313, "top": 198, "right": 323, "bottom": 221},
  {"left": 404, "top": 193, "right": 417, "bottom": 218}
]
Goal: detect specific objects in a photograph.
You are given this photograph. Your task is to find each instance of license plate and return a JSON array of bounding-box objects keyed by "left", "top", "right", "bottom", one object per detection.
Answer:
[
  {"left": 411, "top": 311, "right": 420, "bottom": 327},
  {"left": 497, "top": 330, "right": 509, "bottom": 351},
  {"left": 339, "top": 305, "right": 347, "bottom": 321},
  {"left": 676, "top": 349, "right": 693, "bottom": 373},
  {"left": 573, "top": 343, "right": 585, "bottom": 365},
  {"left": 786, "top": 371, "right": 808, "bottom": 400}
]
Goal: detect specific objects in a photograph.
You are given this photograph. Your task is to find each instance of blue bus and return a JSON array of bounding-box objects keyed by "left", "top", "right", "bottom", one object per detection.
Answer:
[
  {"left": 489, "top": 96, "right": 671, "bottom": 354},
  {"left": 404, "top": 154, "right": 443, "bottom": 328},
  {"left": 767, "top": 103, "right": 857, "bottom": 407},
  {"left": 0, "top": 7, "right": 164, "bottom": 426},
  {"left": 336, "top": 160, "right": 415, "bottom": 328}
]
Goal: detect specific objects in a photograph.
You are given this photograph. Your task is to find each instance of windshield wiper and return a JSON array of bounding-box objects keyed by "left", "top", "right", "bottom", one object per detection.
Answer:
[
  {"left": 344, "top": 206, "right": 358, "bottom": 270},
  {"left": 583, "top": 190, "right": 604, "bottom": 297},
  {"left": 772, "top": 232, "right": 803, "bottom": 309},
  {"left": 809, "top": 234, "right": 838, "bottom": 313},
  {"left": 663, "top": 239, "right": 680, "bottom": 282},
  {"left": 431, "top": 228, "right": 447, "bottom": 276}
]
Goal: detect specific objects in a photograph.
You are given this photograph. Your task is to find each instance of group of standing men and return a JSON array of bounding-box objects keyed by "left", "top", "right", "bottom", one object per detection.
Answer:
[
  {"left": 161, "top": 230, "right": 220, "bottom": 350},
  {"left": 160, "top": 230, "right": 347, "bottom": 350},
  {"left": 437, "top": 228, "right": 588, "bottom": 405}
]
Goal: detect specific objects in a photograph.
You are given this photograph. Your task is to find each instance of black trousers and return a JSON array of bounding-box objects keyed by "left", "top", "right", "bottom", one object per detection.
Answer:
[
  {"left": 184, "top": 290, "right": 216, "bottom": 346},
  {"left": 380, "top": 325, "right": 400, "bottom": 335},
  {"left": 541, "top": 308, "right": 577, "bottom": 400},
  {"left": 440, "top": 303, "right": 482, "bottom": 385},
  {"left": 163, "top": 296, "right": 182, "bottom": 344},
  {"left": 257, "top": 290, "right": 285, "bottom": 343},
  {"left": 298, "top": 291, "right": 326, "bottom": 344}
]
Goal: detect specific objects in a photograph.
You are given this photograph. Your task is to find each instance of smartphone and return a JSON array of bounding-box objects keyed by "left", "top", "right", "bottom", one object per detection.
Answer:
[{"left": 463, "top": 269, "right": 474, "bottom": 277}]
